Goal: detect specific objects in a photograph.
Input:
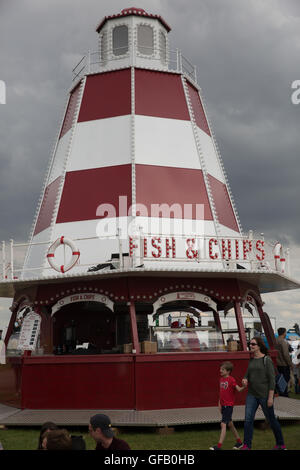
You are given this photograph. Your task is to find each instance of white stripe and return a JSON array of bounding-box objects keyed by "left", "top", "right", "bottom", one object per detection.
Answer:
[
  {"left": 135, "top": 115, "right": 201, "bottom": 169},
  {"left": 48, "top": 129, "right": 72, "bottom": 185},
  {"left": 65, "top": 115, "right": 132, "bottom": 172},
  {"left": 195, "top": 127, "right": 225, "bottom": 182}
]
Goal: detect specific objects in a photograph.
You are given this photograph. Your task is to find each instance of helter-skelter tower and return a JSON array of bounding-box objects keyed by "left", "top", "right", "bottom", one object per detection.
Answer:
[
  {"left": 23, "top": 7, "right": 243, "bottom": 276},
  {"left": 0, "top": 8, "right": 299, "bottom": 413}
]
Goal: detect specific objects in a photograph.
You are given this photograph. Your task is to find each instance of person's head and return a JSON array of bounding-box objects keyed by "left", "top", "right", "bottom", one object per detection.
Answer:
[
  {"left": 220, "top": 361, "right": 233, "bottom": 377},
  {"left": 38, "top": 421, "right": 59, "bottom": 449},
  {"left": 89, "top": 414, "right": 114, "bottom": 443},
  {"left": 249, "top": 336, "right": 268, "bottom": 355},
  {"left": 278, "top": 328, "right": 286, "bottom": 338},
  {"left": 43, "top": 429, "right": 72, "bottom": 450}
]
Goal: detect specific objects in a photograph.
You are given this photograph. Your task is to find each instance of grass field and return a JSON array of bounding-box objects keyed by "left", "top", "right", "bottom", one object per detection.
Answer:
[{"left": 0, "top": 393, "right": 299, "bottom": 451}]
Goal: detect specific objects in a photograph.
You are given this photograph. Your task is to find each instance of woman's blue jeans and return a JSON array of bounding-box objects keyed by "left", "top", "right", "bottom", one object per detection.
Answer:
[{"left": 244, "top": 394, "right": 284, "bottom": 448}]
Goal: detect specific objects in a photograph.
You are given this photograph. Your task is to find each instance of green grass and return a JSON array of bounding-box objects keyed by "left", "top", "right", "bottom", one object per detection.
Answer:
[{"left": 0, "top": 421, "right": 300, "bottom": 451}]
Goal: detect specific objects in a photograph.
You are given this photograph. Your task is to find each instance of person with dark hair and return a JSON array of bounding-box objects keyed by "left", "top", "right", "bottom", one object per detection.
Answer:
[
  {"left": 275, "top": 328, "right": 293, "bottom": 397},
  {"left": 43, "top": 429, "right": 72, "bottom": 450},
  {"left": 88, "top": 414, "right": 130, "bottom": 450},
  {"left": 37, "top": 422, "right": 59, "bottom": 450},
  {"left": 209, "top": 361, "right": 245, "bottom": 450},
  {"left": 240, "top": 337, "right": 286, "bottom": 450}
]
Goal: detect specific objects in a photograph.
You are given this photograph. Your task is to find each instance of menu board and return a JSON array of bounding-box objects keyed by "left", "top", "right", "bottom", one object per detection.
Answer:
[{"left": 17, "top": 312, "right": 41, "bottom": 351}]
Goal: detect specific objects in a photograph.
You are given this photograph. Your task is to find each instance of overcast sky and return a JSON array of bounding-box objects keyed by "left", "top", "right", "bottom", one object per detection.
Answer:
[{"left": 0, "top": 0, "right": 299, "bottom": 331}]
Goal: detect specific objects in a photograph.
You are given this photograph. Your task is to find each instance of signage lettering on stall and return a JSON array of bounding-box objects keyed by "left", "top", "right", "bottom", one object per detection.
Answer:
[
  {"left": 51, "top": 293, "right": 114, "bottom": 315},
  {"left": 129, "top": 236, "right": 266, "bottom": 261}
]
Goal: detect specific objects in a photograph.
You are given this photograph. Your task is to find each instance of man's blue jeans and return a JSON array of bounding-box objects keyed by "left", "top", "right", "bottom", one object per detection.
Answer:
[{"left": 244, "top": 394, "right": 284, "bottom": 448}]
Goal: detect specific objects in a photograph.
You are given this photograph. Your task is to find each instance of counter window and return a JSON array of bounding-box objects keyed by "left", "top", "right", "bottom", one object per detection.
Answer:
[{"left": 139, "top": 310, "right": 226, "bottom": 353}]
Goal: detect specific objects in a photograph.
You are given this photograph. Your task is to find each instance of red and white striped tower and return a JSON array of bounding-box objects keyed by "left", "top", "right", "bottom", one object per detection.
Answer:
[
  {"left": 23, "top": 7, "right": 243, "bottom": 278},
  {"left": 2, "top": 7, "right": 300, "bottom": 414}
]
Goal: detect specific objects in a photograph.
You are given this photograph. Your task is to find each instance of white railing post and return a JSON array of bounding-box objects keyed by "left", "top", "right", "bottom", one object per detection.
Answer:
[
  {"left": 1, "top": 241, "right": 5, "bottom": 279},
  {"left": 286, "top": 248, "right": 290, "bottom": 276},
  {"left": 87, "top": 50, "right": 91, "bottom": 74},
  {"left": 117, "top": 228, "right": 123, "bottom": 268},
  {"left": 193, "top": 65, "right": 197, "bottom": 83},
  {"left": 10, "top": 239, "right": 14, "bottom": 280}
]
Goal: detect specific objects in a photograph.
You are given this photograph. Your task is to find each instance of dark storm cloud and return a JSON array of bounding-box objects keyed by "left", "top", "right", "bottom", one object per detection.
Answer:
[{"left": 0, "top": 0, "right": 299, "bottom": 247}]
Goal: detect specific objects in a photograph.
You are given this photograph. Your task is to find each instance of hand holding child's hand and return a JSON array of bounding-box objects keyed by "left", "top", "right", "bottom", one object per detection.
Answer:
[{"left": 242, "top": 378, "right": 248, "bottom": 388}]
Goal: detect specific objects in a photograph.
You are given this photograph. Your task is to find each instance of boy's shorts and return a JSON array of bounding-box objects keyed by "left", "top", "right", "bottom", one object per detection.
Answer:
[{"left": 221, "top": 406, "right": 233, "bottom": 424}]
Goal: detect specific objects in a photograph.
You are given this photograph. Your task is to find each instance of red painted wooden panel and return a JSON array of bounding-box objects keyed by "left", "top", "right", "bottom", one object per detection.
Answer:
[
  {"left": 135, "top": 164, "right": 213, "bottom": 220},
  {"left": 186, "top": 82, "right": 211, "bottom": 136},
  {"left": 59, "top": 84, "right": 81, "bottom": 139},
  {"left": 135, "top": 353, "right": 249, "bottom": 410},
  {"left": 208, "top": 174, "right": 240, "bottom": 232},
  {"left": 0, "top": 358, "right": 22, "bottom": 408},
  {"left": 34, "top": 176, "right": 62, "bottom": 236},
  {"left": 56, "top": 165, "right": 132, "bottom": 223},
  {"left": 21, "top": 355, "right": 135, "bottom": 409},
  {"left": 78, "top": 70, "right": 131, "bottom": 123},
  {"left": 135, "top": 69, "right": 190, "bottom": 121}
]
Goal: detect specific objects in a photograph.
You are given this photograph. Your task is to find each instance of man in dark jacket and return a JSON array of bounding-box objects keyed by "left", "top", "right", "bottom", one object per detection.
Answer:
[{"left": 275, "top": 328, "right": 293, "bottom": 396}]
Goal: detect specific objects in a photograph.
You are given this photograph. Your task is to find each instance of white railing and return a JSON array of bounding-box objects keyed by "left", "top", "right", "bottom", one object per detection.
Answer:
[
  {"left": 0, "top": 232, "right": 290, "bottom": 281},
  {"left": 72, "top": 47, "right": 198, "bottom": 85}
]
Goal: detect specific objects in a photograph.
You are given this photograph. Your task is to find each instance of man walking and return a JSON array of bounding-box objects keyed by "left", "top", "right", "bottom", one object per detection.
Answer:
[{"left": 275, "top": 328, "right": 293, "bottom": 397}]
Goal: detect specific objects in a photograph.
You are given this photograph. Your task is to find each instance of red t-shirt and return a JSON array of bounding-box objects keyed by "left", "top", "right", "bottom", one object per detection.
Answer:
[{"left": 220, "top": 375, "right": 237, "bottom": 406}]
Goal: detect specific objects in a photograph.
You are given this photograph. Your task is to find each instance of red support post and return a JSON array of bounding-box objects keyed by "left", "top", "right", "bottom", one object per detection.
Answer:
[
  {"left": 213, "top": 311, "right": 224, "bottom": 344},
  {"left": 234, "top": 301, "right": 248, "bottom": 351},
  {"left": 129, "top": 301, "right": 140, "bottom": 354},
  {"left": 257, "top": 306, "right": 276, "bottom": 350}
]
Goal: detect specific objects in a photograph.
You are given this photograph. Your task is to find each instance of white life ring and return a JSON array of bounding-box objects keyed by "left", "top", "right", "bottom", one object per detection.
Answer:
[
  {"left": 274, "top": 242, "right": 285, "bottom": 273},
  {"left": 47, "top": 236, "right": 80, "bottom": 273}
]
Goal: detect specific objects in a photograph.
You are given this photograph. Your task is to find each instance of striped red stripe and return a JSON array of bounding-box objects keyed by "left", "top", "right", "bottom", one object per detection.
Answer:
[
  {"left": 186, "top": 82, "right": 211, "bottom": 136},
  {"left": 54, "top": 165, "right": 240, "bottom": 229},
  {"left": 135, "top": 69, "right": 190, "bottom": 121},
  {"left": 59, "top": 84, "right": 81, "bottom": 139},
  {"left": 33, "top": 176, "right": 62, "bottom": 236},
  {"left": 208, "top": 174, "right": 239, "bottom": 232},
  {"left": 135, "top": 164, "right": 213, "bottom": 220},
  {"left": 56, "top": 165, "right": 132, "bottom": 223},
  {"left": 78, "top": 70, "right": 131, "bottom": 123}
]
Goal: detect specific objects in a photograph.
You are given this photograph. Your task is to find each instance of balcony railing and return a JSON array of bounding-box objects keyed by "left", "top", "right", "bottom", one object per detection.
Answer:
[
  {"left": 72, "top": 47, "right": 198, "bottom": 85},
  {"left": 0, "top": 232, "right": 290, "bottom": 281}
]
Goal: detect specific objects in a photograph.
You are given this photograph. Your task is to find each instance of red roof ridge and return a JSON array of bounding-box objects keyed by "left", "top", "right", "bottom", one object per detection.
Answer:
[{"left": 96, "top": 7, "right": 171, "bottom": 33}]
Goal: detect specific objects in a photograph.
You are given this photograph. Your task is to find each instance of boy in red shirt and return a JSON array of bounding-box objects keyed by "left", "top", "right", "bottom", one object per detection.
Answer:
[{"left": 210, "top": 361, "right": 245, "bottom": 450}]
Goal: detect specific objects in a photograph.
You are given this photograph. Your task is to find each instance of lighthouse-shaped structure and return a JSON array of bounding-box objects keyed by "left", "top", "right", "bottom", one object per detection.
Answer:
[
  {"left": 0, "top": 8, "right": 299, "bottom": 413},
  {"left": 23, "top": 6, "right": 243, "bottom": 277}
]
